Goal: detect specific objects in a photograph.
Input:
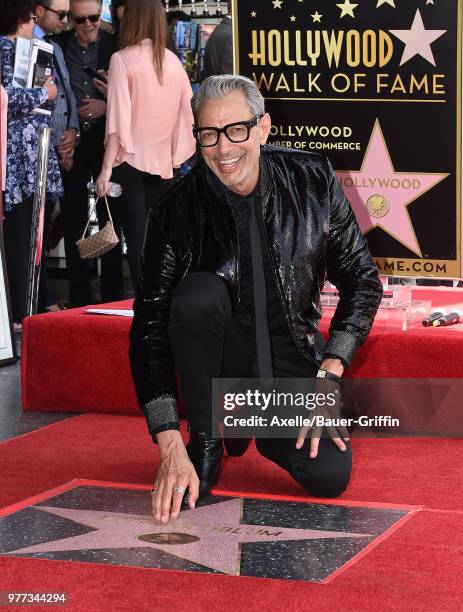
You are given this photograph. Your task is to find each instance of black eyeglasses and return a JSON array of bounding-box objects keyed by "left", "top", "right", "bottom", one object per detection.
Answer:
[
  {"left": 73, "top": 13, "right": 101, "bottom": 24},
  {"left": 38, "top": 4, "right": 70, "bottom": 20},
  {"left": 193, "top": 115, "right": 264, "bottom": 147}
]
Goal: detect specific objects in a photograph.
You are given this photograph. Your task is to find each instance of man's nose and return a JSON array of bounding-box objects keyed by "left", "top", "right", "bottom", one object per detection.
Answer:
[{"left": 217, "top": 131, "right": 233, "bottom": 154}]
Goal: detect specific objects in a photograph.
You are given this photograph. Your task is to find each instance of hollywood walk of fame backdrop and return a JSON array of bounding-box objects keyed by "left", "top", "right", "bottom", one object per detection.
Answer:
[
  {"left": 233, "top": 0, "right": 462, "bottom": 278},
  {"left": 0, "top": 483, "right": 419, "bottom": 583}
]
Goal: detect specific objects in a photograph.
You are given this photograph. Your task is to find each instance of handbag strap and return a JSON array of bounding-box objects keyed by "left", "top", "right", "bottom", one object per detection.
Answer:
[{"left": 80, "top": 196, "right": 113, "bottom": 239}]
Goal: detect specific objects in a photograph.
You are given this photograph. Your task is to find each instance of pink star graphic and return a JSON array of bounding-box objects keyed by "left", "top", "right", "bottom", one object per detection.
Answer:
[
  {"left": 389, "top": 9, "right": 446, "bottom": 66},
  {"left": 336, "top": 120, "right": 448, "bottom": 256},
  {"left": 7, "top": 500, "right": 371, "bottom": 575}
]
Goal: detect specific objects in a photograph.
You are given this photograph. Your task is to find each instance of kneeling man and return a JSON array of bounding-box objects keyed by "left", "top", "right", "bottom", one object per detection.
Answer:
[{"left": 129, "top": 75, "right": 383, "bottom": 523}]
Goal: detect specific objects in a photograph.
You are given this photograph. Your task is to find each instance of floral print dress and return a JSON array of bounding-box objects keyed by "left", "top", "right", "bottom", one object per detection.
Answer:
[{"left": 0, "top": 36, "right": 63, "bottom": 213}]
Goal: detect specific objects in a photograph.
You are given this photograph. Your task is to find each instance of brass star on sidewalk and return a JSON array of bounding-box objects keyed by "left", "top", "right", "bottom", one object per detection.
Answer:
[
  {"left": 336, "top": 0, "right": 358, "bottom": 18},
  {"left": 272, "top": 0, "right": 283, "bottom": 9},
  {"left": 311, "top": 11, "right": 322, "bottom": 23}
]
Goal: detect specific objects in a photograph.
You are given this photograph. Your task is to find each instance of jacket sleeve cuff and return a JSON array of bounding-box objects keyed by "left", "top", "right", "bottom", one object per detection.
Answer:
[
  {"left": 323, "top": 330, "right": 360, "bottom": 368},
  {"left": 143, "top": 394, "right": 179, "bottom": 442}
]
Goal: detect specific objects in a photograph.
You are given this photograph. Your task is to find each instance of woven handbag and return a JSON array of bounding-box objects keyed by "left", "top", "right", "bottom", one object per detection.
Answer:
[{"left": 76, "top": 196, "right": 119, "bottom": 260}]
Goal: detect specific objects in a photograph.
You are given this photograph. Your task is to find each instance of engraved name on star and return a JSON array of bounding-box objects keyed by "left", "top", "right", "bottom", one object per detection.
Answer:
[
  {"left": 336, "top": 120, "right": 448, "bottom": 256},
  {"left": 336, "top": 0, "right": 358, "bottom": 18},
  {"left": 311, "top": 11, "right": 322, "bottom": 23},
  {"left": 389, "top": 9, "right": 446, "bottom": 66},
  {"left": 5, "top": 500, "right": 372, "bottom": 575},
  {"left": 272, "top": 0, "right": 283, "bottom": 9}
]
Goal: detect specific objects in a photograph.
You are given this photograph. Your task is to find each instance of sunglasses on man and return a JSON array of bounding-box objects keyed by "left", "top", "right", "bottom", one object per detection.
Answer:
[
  {"left": 73, "top": 13, "right": 101, "bottom": 24},
  {"left": 37, "top": 3, "right": 70, "bottom": 20}
]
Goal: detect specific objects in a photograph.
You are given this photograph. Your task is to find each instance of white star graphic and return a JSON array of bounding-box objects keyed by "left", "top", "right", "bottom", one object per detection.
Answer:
[
  {"left": 5, "top": 500, "right": 372, "bottom": 575},
  {"left": 389, "top": 9, "right": 446, "bottom": 66},
  {"left": 426, "top": 0, "right": 434, "bottom": 5},
  {"left": 251, "top": 11, "right": 257, "bottom": 17},
  {"left": 311, "top": 11, "right": 322, "bottom": 23},
  {"left": 272, "top": 0, "right": 283, "bottom": 9},
  {"left": 336, "top": 0, "right": 358, "bottom": 18},
  {"left": 290, "top": 15, "right": 296, "bottom": 22},
  {"left": 377, "top": 0, "right": 395, "bottom": 7}
]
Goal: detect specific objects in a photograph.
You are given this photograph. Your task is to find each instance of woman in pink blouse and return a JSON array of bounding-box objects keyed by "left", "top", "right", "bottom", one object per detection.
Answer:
[{"left": 96, "top": 0, "right": 196, "bottom": 287}]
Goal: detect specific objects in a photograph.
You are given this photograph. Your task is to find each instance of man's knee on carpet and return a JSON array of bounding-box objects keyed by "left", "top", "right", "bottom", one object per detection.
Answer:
[{"left": 256, "top": 437, "right": 351, "bottom": 498}]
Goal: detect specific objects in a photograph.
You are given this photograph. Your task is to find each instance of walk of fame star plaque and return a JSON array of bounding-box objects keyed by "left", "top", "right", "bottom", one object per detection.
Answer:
[{"left": 0, "top": 482, "right": 419, "bottom": 582}]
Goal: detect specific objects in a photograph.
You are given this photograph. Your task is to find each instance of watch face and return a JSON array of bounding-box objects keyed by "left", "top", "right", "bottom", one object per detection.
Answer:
[{"left": 317, "top": 370, "right": 327, "bottom": 378}]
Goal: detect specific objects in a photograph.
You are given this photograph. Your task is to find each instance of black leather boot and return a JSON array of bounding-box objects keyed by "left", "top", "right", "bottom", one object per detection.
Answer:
[
  {"left": 186, "top": 430, "right": 224, "bottom": 499},
  {"left": 223, "top": 437, "right": 252, "bottom": 457}
]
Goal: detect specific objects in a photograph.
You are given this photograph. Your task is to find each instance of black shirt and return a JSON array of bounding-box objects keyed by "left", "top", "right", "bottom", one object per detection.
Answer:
[{"left": 225, "top": 162, "right": 300, "bottom": 375}]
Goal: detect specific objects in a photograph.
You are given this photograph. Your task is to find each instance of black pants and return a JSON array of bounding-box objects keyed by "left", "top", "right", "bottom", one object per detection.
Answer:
[
  {"left": 110, "top": 162, "right": 172, "bottom": 287},
  {"left": 2, "top": 197, "right": 33, "bottom": 323},
  {"left": 61, "top": 125, "right": 123, "bottom": 307},
  {"left": 168, "top": 272, "right": 352, "bottom": 498}
]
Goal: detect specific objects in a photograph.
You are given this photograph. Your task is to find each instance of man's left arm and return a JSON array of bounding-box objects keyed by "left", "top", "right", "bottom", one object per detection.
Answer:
[{"left": 323, "top": 157, "right": 383, "bottom": 369}]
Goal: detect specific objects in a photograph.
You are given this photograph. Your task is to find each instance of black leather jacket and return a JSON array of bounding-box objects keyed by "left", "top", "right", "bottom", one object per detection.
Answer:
[{"left": 129, "top": 146, "right": 383, "bottom": 438}]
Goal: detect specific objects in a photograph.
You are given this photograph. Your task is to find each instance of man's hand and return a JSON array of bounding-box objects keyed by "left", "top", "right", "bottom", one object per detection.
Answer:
[
  {"left": 59, "top": 154, "right": 74, "bottom": 172},
  {"left": 152, "top": 430, "right": 199, "bottom": 524},
  {"left": 43, "top": 76, "right": 57, "bottom": 101},
  {"left": 296, "top": 358, "right": 348, "bottom": 458},
  {"left": 78, "top": 98, "right": 106, "bottom": 120},
  {"left": 57, "top": 129, "right": 77, "bottom": 159},
  {"left": 93, "top": 79, "right": 107, "bottom": 99}
]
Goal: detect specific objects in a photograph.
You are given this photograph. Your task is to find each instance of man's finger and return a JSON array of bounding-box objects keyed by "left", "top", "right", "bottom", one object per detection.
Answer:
[
  {"left": 331, "top": 435, "right": 347, "bottom": 452},
  {"left": 160, "top": 479, "right": 175, "bottom": 524},
  {"left": 296, "top": 426, "right": 309, "bottom": 449},
  {"left": 325, "top": 426, "right": 346, "bottom": 451},
  {"left": 170, "top": 479, "right": 189, "bottom": 520},
  {"left": 309, "top": 436, "right": 320, "bottom": 459},
  {"left": 187, "top": 473, "right": 200, "bottom": 509},
  {"left": 152, "top": 481, "right": 164, "bottom": 522}
]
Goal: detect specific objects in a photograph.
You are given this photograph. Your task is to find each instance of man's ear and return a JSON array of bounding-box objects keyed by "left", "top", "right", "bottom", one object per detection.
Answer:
[
  {"left": 259, "top": 112, "right": 272, "bottom": 145},
  {"left": 35, "top": 5, "right": 45, "bottom": 19}
]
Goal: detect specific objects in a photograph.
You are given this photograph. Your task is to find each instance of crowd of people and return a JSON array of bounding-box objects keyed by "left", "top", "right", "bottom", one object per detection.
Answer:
[{"left": 1, "top": 0, "right": 231, "bottom": 331}]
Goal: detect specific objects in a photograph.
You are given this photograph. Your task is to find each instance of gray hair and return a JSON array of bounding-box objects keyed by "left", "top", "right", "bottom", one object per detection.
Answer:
[{"left": 192, "top": 75, "right": 265, "bottom": 125}]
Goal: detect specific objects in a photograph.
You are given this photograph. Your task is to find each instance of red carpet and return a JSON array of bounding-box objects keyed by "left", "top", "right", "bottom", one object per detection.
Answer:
[
  {"left": 22, "top": 288, "right": 463, "bottom": 414},
  {"left": 0, "top": 414, "right": 461, "bottom": 610}
]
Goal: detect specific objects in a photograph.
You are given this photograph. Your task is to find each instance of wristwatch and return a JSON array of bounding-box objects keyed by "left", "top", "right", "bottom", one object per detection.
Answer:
[{"left": 316, "top": 369, "right": 341, "bottom": 382}]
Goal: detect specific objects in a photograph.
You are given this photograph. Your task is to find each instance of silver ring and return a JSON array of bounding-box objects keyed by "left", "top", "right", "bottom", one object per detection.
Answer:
[
  {"left": 174, "top": 485, "right": 186, "bottom": 494},
  {"left": 88, "top": 112, "right": 92, "bottom": 117},
  {"left": 150, "top": 488, "right": 158, "bottom": 495}
]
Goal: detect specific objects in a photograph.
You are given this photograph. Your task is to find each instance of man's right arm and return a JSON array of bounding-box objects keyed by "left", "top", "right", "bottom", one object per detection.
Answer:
[{"left": 129, "top": 207, "right": 183, "bottom": 441}]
